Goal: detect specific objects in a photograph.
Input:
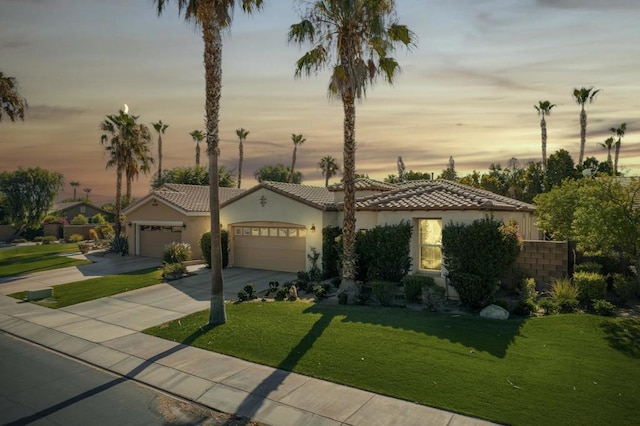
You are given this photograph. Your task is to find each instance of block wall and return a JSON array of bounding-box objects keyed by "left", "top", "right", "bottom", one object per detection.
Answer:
[{"left": 515, "top": 240, "right": 569, "bottom": 290}]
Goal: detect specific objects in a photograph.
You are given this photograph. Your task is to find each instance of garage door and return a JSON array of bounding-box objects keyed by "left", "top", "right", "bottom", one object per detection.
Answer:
[
  {"left": 232, "top": 225, "right": 306, "bottom": 272},
  {"left": 139, "top": 225, "right": 183, "bottom": 258}
]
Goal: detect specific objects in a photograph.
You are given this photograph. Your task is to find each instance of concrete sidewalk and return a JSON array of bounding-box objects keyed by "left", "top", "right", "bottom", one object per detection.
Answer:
[{"left": 0, "top": 258, "right": 496, "bottom": 425}]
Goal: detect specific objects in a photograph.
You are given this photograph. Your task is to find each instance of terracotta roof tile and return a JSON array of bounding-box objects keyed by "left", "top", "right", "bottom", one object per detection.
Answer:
[
  {"left": 223, "top": 181, "right": 336, "bottom": 209},
  {"left": 153, "top": 184, "right": 245, "bottom": 213},
  {"left": 328, "top": 178, "right": 397, "bottom": 192}
]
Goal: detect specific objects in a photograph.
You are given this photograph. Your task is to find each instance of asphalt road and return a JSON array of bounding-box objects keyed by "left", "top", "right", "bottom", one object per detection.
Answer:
[{"left": 0, "top": 332, "right": 234, "bottom": 426}]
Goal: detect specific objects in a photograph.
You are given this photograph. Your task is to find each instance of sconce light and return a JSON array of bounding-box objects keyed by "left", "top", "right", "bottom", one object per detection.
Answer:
[
  {"left": 182, "top": 223, "right": 187, "bottom": 229},
  {"left": 127, "top": 222, "right": 132, "bottom": 227},
  {"left": 310, "top": 224, "right": 316, "bottom": 233}
]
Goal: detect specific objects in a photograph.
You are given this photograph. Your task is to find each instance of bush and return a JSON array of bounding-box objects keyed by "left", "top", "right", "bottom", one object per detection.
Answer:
[
  {"left": 491, "top": 299, "right": 509, "bottom": 311},
  {"left": 613, "top": 274, "right": 638, "bottom": 304},
  {"left": 78, "top": 241, "right": 92, "bottom": 254},
  {"left": 237, "top": 289, "right": 250, "bottom": 302},
  {"left": 33, "top": 236, "right": 44, "bottom": 243},
  {"left": 41, "top": 235, "right": 57, "bottom": 244},
  {"left": 574, "top": 262, "right": 602, "bottom": 274},
  {"left": 274, "top": 286, "right": 289, "bottom": 301},
  {"left": 518, "top": 277, "right": 539, "bottom": 301},
  {"left": 71, "top": 214, "right": 89, "bottom": 225},
  {"left": 88, "top": 229, "right": 99, "bottom": 240},
  {"left": 322, "top": 225, "right": 342, "bottom": 279},
  {"left": 550, "top": 278, "right": 579, "bottom": 313},
  {"left": 243, "top": 284, "right": 256, "bottom": 300},
  {"left": 448, "top": 272, "right": 495, "bottom": 309},
  {"left": 91, "top": 213, "right": 107, "bottom": 225},
  {"left": 312, "top": 284, "right": 327, "bottom": 300},
  {"left": 402, "top": 275, "right": 435, "bottom": 303},
  {"left": 371, "top": 281, "right": 397, "bottom": 306},
  {"left": 573, "top": 272, "right": 607, "bottom": 305},
  {"left": 265, "top": 281, "right": 279, "bottom": 297},
  {"left": 593, "top": 299, "right": 616, "bottom": 316},
  {"left": 68, "top": 234, "right": 84, "bottom": 243},
  {"left": 422, "top": 284, "right": 445, "bottom": 312},
  {"left": 356, "top": 222, "right": 412, "bottom": 282},
  {"left": 95, "top": 224, "right": 114, "bottom": 239},
  {"left": 162, "top": 262, "right": 186, "bottom": 278},
  {"left": 513, "top": 298, "right": 537, "bottom": 316},
  {"left": 338, "top": 292, "right": 349, "bottom": 305},
  {"left": 199, "top": 230, "right": 229, "bottom": 268},
  {"left": 108, "top": 235, "right": 128, "bottom": 255},
  {"left": 538, "top": 298, "right": 558, "bottom": 315},
  {"left": 162, "top": 242, "right": 192, "bottom": 264}
]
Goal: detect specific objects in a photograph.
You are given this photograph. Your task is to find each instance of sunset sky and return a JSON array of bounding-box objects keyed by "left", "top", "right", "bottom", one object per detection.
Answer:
[{"left": 1, "top": 0, "right": 639, "bottom": 204}]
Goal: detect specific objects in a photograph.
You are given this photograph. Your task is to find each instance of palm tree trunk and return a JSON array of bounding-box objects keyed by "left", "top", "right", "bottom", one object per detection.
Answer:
[
  {"left": 158, "top": 134, "right": 163, "bottom": 185},
  {"left": 237, "top": 140, "right": 243, "bottom": 189},
  {"left": 203, "top": 11, "right": 226, "bottom": 326},
  {"left": 340, "top": 92, "right": 357, "bottom": 296},
  {"left": 196, "top": 143, "right": 201, "bottom": 166},
  {"left": 540, "top": 116, "right": 547, "bottom": 171},
  {"left": 115, "top": 164, "right": 123, "bottom": 236},
  {"left": 289, "top": 146, "right": 297, "bottom": 183},
  {"left": 614, "top": 142, "right": 620, "bottom": 175},
  {"left": 579, "top": 107, "right": 587, "bottom": 164},
  {"left": 125, "top": 170, "right": 132, "bottom": 207},
  {"left": 325, "top": 163, "right": 330, "bottom": 187}
]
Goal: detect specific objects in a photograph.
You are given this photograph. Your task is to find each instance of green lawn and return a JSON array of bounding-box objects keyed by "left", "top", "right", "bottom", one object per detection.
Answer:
[
  {"left": 0, "top": 243, "right": 90, "bottom": 278},
  {"left": 145, "top": 302, "right": 640, "bottom": 426},
  {"left": 10, "top": 267, "right": 163, "bottom": 308}
]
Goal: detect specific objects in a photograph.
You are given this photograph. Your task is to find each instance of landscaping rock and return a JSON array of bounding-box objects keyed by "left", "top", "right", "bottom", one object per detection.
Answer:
[{"left": 479, "top": 304, "right": 510, "bottom": 320}]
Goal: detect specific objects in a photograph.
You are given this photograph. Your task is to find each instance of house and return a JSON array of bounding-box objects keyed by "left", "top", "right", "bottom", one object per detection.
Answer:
[
  {"left": 50, "top": 201, "right": 110, "bottom": 222},
  {"left": 124, "top": 179, "right": 540, "bottom": 288}
]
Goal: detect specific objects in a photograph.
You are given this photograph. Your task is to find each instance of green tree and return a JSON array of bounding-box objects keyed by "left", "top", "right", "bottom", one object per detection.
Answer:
[
  {"left": 152, "top": 120, "right": 169, "bottom": 185},
  {"left": 289, "top": 0, "right": 414, "bottom": 294},
  {"left": 152, "top": 164, "right": 236, "bottom": 187},
  {"left": 573, "top": 87, "right": 600, "bottom": 165},
  {"left": 69, "top": 181, "right": 80, "bottom": 201},
  {"left": 155, "top": 0, "right": 264, "bottom": 325},
  {"left": 0, "top": 71, "right": 27, "bottom": 122},
  {"left": 438, "top": 156, "right": 457, "bottom": 180},
  {"left": 610, "top": 123, "right": 626, "bottom": 175},
  {"left": 235, "top": 127, "right": 249, "bottom": 188},
  {"left": 598, "top": 137, "right": 615, "bottom": 170},
  {"left": 190, "top": 129, "right": 205, "bottom": 166},
  {"left": 534, "top": 100, "right": 556, "bottom": 170},
  {"left": 534, "top": 178, "right": 587, "bottom": 241},
  {"left": 545, "top": 149, "right": 576, "bottom": 190},
  {"left": 289, "top": 133, "right": 306, "bottom": 183},
  {"left": 255, "top": 164, "right": 302, "bottom": 184},
  {"left": 0, "top": 167, "right": 63, "bottom": 234},
  {"left": 318, "top": 155, "right": 339, "bottom": 187},
  {"left": 124, "top": 122, "right": 153, "bottom": 206}
]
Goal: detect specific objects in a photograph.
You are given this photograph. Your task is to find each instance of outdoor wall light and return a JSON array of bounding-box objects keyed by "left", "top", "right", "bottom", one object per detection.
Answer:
[
  {"left": 310, "top": 224, "right": 316, "bottom": 233},
  {"left": 127, "top": 222, "right": 132, "bottom": 227},
  {"left": 182, "top": 223, "right": 187, "bottom": 229}
]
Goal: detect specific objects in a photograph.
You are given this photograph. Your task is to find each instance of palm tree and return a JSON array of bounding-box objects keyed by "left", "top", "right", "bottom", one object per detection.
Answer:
[
  {"left": 189, "top": 129, "right": 205, "bottom": 166},
  {"left": 70, "top": 181, "right": 80, "bottom": 201},
  {"left": 155, "top": 0, "right": 264, "bottom": 326},
  {"left": 318, "top": 155, "right": 339, "bottom": 187},
  {"left": 289, "top": 0, "right": 414, "bottom": 293},
  {"left": 0, "top": 71, "right": 28, "bottom": 122},
  {"left": 610, "top": 123, "right": 626, "bottom": 175},
  {"left": 289, "top": 133, "right": 306, "bottom": 183},
  {"left": 534, "top": 100, "right": 555, "bottom": 170},
  {"left": 83, "top": 188, "right": 91, "bottom": 201},
  {"left": 598, "top": 137, "right": 615, "bottom": 170},
  {"left": 123, "top": 123, "right": 153, "bottom": 206},
  {"left": 573, "top": 87, "right": 600, "bottom": 165},
  {"left": 152, "top": 120, "right": 169, "bottom": 187},
  {"left": 235, "top": 127, "right": 249, "bottom": 188}
]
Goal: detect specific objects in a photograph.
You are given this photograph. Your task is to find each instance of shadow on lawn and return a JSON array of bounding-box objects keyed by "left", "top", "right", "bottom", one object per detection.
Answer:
[{"left": 600, "top": 318, "right": 640, "bottom": 358}]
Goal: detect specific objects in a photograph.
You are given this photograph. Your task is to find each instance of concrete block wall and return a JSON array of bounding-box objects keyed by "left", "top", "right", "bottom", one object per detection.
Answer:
[{"left": 515, "top": 240, "right": 569, "bottom": 290}]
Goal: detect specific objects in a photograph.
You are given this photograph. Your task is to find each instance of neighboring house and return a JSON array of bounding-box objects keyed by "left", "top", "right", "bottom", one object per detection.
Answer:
[
  {"left": 124, "top": 180, "right": 540, "bottom": 289},
  {"left": 50, "top": 201, "right": 109, "bottom": 222}
]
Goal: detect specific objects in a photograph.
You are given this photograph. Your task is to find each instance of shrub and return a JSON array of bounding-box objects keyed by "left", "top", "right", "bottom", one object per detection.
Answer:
[
  {"left": 613, "top": 274, "right": 638, "bottom": 304},
  {"left": 162, "top": 242, "right": 192, "bottom": 264},
  {"left": 95, "top": 224, "right": 114, "bottom": 239},
  {"left": 402, "top": 275, "right": 435, "bottom": 303},
  {"left": 371, "top": 281, "right": 397, "bottom": 306},
  {"left": 338, "top": 292, "right": 349, "bottom": 305},
  {"left": 538, "top": 298, "right": 558, "bottom": 315},
  {"left": 265, "top": 281, "right": 279, "bottom": 297},
  {"left": 573, "top": 272, "right": 607, "bottom": 305},
  {"left": 322, "top": 225, "right": 342, "bottom": 279},
  {"left": 513, "top": 299, "right": 537, "bottom": 316},
  {"left": 312, "top": 284, "right": 327, "bottom": 300},
  {"left": 422, "top": 284, "right": 445, "bottom": 312},
  {"left": 41, "top": 235, "right": 57, "bottom": 244},
  {"left": 593, "top": 299, "right": 616, "bottom": 316},
  {"left": 274, "top": 286, "right": 288, "bottom": 301},
  {"left": 237, "top": 289, "right": 250, "bottom": 302},
  {"left": 448, "top": 272, "right": 495, "bottom": 309},
  {"left": 243, "top": 284, "right": 256, "bottom": 299},
  {"left": 108, "top": 235, "right": 128, "bottom": 255},
  {"left": 162, "top": 262, "right": 186, "bottom": 278},
  {"left": 574, "top": 262, "right": 602, "bottom": 274},
  {"left": 78, "top": 241, "right": 92, "bottom": 254},
  {"left": 12, "top": 238, "right": 27, "bottom": 243},
  {"left": 356, "top": 222, "right": 412, "bottom": 282},
  {"left": 550, "top": 278, "right": 579, "bottom": 313},
  {"left": 91, "top": 213, "right": 107, "bottom": 225},
  {"left": 33, "top": 236, "right": 44, "bottom": 243},
  {"left": 307, "top": 247, "right": 322, "bottom": 281},
  {"left": 71, "top": 214, "right": 89, "bottom": 225},
  {"left": 68, "top": 234, "right": 84, "bottom": 243},
  {"left": 88, "top": 229, "right": 99, "bottom": 240},
  {"left": 199, "top": 230, "right": 229, "bottom": 268},
  {"left": 491, "top": 299, "right": 509, "bottom": 310},
  {"left": 518, "top": 277, "right": 539, "bottom": 301}
]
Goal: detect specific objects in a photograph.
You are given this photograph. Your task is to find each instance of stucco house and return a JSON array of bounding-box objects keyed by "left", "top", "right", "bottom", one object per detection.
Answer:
[{"left": 123, "top": 179, "right": 540, "bottom": 287}]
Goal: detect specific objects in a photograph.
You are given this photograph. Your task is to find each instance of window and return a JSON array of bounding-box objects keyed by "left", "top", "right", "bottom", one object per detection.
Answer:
[{"left": 419, "top": 219, "right": 442, "bottom": 271}]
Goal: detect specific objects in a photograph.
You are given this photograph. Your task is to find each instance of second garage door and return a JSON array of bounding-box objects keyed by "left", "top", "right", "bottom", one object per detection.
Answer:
[
  {"left": 232, "top": 225, "right": 306, "bottom": 272},
  {"left": 139, "top": 225, "right": 183, "bottom": 258}
]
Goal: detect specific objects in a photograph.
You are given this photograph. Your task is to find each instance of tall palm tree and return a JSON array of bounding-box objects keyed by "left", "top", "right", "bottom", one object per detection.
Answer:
[
  {"left": 235, "top": 127, "right": 249, "bottom": 188},
  {"left": 289, "top": 0, "right": 414, "bottom": 293},
  {"left": 152, "top": 120, "right": 169, "bottom": 186},
  {"left": 123, "top": 123, "right": 153, "bottom": 206},
  {"left": 155, "top": 0, "right": 264, "bottom": 326},
  {"left": 610, "top": 122, "right": 626, "bottom": 175},
  {"left": 598, "top": 137, "right": 615, "bottom": 170},
  {"left": 318, "top": 155, "right": 339, "bottom": 187},
  {"left": 190, "top": 129, "right": 205, "bottom": 166},
  {"left": 573, "top": 87, "right": 600, "bottom": 165},
  {"left": 0, "top": 71, "right": 27, "bottom": 122},
  {"left": 534, "top": 100, "right": 555, "bottom": 170},
  {"left": 69, "top": 181, "right": 80, "bottom": 201},
  {"left": 83, "top": 187, "right": 91, "bottom": 201},
  {"left": 289, "top": 133, "right": 306, "bottom": 183}
]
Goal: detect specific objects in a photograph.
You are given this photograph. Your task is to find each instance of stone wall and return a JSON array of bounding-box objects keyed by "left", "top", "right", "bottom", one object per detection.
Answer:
[{"left": 515, "top": 240, "right": 569, "bottom": 290}]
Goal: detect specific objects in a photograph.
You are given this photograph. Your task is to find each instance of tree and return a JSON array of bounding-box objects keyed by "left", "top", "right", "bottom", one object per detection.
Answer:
[
  {"left": 0, "top": 167, "right": 63, "bottom": 234},
  {"left": 235, "top": 127, "right": 249, "bottom": 188},
  {"left": 190, "top": 129, "right": 205, "bottom": 166},
  {"left": 610, "top": 123, "right": 626, "bottom": 175},
  {"left": 152, "top": 120, "right": 169, "bottom": 185},
  {"left": 599, "top": 137, "right": 615, "bottom": 170},
  {"left": 318, "top": 155, "right": 339, "bottom": 187},
  {"left": 155, "top": 0, "right": 264, "bottom": 325},
  {"left": 545, "top": 149, "right": 576, "bottom": 190},
  {"left": 152, "top": 164, "right": 236, "bottom": 187},
  {"left": 439, "top": 156, "right": 457, "bottom": 181},
  {"left": 0, "top": 71, "right": 27, "bottom": 122},
  {"left": 289, "top": 133, "right": 306, "bottom": 183},
  {"left": 255, "top": 164, "right": 302, "bottom": 184},
  {"left": 534, "top": 100, "right": 556, "bottom": 170},
  {"left": 572, "top": 87, "right": 600, "bottom": 165},
  {"left": 123, "top": 122, "right": 153, "bottom": 206},
  {"left": 70, "top": 181, "right": 80, "bottom": 201},
  {"left": 83, "top": 187, "right": 91, "bottom": 201},
  {"left": 289, "top": 0, "right": 414, "bottom": 294}
]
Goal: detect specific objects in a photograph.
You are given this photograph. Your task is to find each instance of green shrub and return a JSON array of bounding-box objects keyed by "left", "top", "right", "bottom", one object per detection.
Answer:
[
  {"left": 448, "top": 272, "right": 495, "bottom": 309},
  {"left": 199, "top": 230, "right": 229, "bottom": 268},
  {"left": 71, "top": 214, "right": 89, "bottom": 225},
  {"left": 613, "top": 274, "right": 638, "bottom": 304},
  {"left": 518, "top": 277, "right": 539, "bottom": 301},
  {"left": 338, "top": 292, "right": 348, "bottom": 305},
  {"left": 592, "top": 299, "right": 616, "bottom": 317},
  {"left": 402, "top": 275, "right": 435, "bottom": 303},
  {"left": 237, "top": 289, "right": 250, "bottom": 302},
  {"left": 78, "top": 241, "right": 92, "bottom": 253},
  {"left": 513, "top": 298, "right": 537, "bottom": 316},
  {"left": 162, "top": 242, "right": 192, "bottom": 264},
  {"left": 274, "top": 286, "right": 289, "bottom": 301},
  {"left": 550, "top": 278, "right": 579, "bottom": 313},
  {"left": 33, "top": 236, "right": 44, "bottom": 243},
  {"left": 68, "top": 234, "right": 84, "bottom": 243},
  {"left": 322, "top": 225, "right": 342, "bottom": 279},
  {"left": 538, "top": 298, "right": 558, "bottom": 315},
  {"left": 265, "top": 281, "right": 279, "bottom": 297},
  {"left": 41, "top": 235, "right": 57, "bottom": 244},
  {"left": 371, "top": 281, "right": 397, "bottom": 306},
  {"left": 243, "top": 284, "right": 256, "bottom": 300},
  {"left": 95, "top": 224, "right": 114, "bottom": 239},
  {"left": 108, "top": 235, "right": 128, "bottom": 255},
  {"left": 312, "top": 284, "right": 327, "bottom": 300},
  {"left": 356, "top": 222, "right": 412, "bottom": 282},
  {"left": 91, "top": 213, "right": 107, "bottom": 224},
  {"left": 573, "top": 272, "right": 607, "bottom": 305},
  {"left": 422, "top": 284, "right": 445, "bottom": 312},
  {"left": 162, "top": 262, "right": 186, "bottom": 278},
  {"left": 574, "top": 262, "right": 602, "bottom": 274}
]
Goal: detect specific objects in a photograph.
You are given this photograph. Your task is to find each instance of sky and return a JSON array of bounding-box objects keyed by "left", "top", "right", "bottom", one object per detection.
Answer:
[{"left": 1, "top": 0, "right": 639, "bottom": 204}]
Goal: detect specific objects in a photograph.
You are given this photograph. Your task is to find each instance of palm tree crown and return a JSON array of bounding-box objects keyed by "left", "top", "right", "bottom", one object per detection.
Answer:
[
  {"left": 0, "top": 71, "right": 28, "bottom": 122},
  {"left": 610, "top": 122, "right": 626, "bottom": 175},
  {"left": 573, "top": 87, "right": 600, "bottom": 165},
  {"left": 236, "top": 127, "right": 249, "bottom": 188},
  {"left": 152, "top": 120, "right": 169, "bottom": 188},
  {"left": 599, "top": 137, "right": 615, "bottom": 169},
  {"left": 534, "top": 100, "right": 555, "bottom": 170},
  {"left": 319, "top": 155, "right": 340, "bottom": 187},
  {"left": 70, "top": 181, "right": 80, "bottom": 201},
  {"left": 289, "top": 133, "right": 306, "bottom": 183},
  {"left": 190, "top": 129, "right": 205, "bottom": 166}
]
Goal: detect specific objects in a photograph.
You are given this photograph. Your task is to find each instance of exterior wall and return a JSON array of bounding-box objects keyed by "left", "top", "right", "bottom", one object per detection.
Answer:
[{"left": 515, "top": 240, "right": 569, "bottom": 290}]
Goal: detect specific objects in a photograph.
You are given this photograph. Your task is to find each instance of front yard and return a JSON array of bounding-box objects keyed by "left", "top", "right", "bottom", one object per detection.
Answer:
[
  {"left": 146, "top": 301, "right": 640, "bottom": 426},
  {"left": 0, "top": 243, "right": 90, "bottom": 278}
]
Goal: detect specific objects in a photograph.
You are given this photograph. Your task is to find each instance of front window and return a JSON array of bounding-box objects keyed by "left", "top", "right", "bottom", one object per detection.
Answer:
[{"left": 419, "top": 219, "right": 442, "bottom": 271}]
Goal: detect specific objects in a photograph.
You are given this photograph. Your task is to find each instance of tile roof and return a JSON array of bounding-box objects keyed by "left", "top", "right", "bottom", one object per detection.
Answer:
[
  {"left": 222, "top": 181, "right": 335, "bottom": 210},
  {"left": 328, "top": 178, "right": 397, "bottom": 192},
  {"left": 125, "top": 184, "right": 245, "bottom": 214},
  {"left": 353, "top": 180, "right": 535, "bottom": 212}
]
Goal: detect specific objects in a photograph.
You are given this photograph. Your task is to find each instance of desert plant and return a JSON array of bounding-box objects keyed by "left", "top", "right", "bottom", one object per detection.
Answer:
[
  {"left": 243, "top": 284, "right": 256, "bottom": 300},
  {"left": 91, "top": 213, "right": 107, "bottom": 224},
  {"left": 71, "top": 214, "right": 89, "bottom": 225},
  {"left": 371, "top": 281, "right": 397, "bottom": 307},
  {"left": 402, "top": 275, "right": 435, "bottom": 303},
  {"left": 162, "top": 242, "right": 192, "bottom": 264},
  {"left": 422, "top": 284, "right": 445, "bottom": 312},
  {"left": 592, "top": 299, "right": 616, "bottom": 317},
  {"left": 237, "top": 289, "right": 250, "bottom": 302},
  {"left": 68, "top": 234, "right": 84, "bottom": 243},
  {"left": 307, "top": 247, "right": 322, "bottom": 281},
  {"left": 550, "top": 278, "right": 579, "bottom": 313},
  {"left": 108, "top": 235, "right": 128, "bottom": 255},
  {"left": 612, "top": 274, "right": 638, "bottom": 304},
  {"left": 573, "top": 271, "right": 607, "bottom": 305}
]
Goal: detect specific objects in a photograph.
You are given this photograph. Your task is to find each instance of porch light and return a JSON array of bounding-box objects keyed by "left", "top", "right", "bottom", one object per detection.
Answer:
[{"left": 310, "top": 224, "right": 316, "bottom": 233}]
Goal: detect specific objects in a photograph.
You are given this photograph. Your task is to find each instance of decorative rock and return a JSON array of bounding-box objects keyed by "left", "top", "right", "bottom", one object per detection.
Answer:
[{"left": 479, "top": 304, "right": 510, "bottom": 320}]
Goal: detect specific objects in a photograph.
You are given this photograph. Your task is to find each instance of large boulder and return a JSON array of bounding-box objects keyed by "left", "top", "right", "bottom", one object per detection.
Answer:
[{"left": 479, "top": 304, "right": 510, "bottom": 320}]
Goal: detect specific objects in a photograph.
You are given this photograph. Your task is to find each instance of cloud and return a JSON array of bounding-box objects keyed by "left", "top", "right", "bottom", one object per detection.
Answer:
[
  {"left": 27, "top": 104, "right": 87, "bottom": 120},
  {"left": 537, "top": 0, "right": 640, "bottom": 9},
  {"left": 1, "top": 39, "right": 31, "bottom": 49}
]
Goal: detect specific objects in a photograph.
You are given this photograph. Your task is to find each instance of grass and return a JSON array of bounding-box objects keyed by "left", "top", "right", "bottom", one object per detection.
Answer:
[
  {"left": 10, "top": 267, "right": 163, "bottom": 308},
  {"left": 0, "top": 243, "right": 90, "bottom": 278},
  {"left": 145, "top": 302, "right": 640, "bottom": 426}
]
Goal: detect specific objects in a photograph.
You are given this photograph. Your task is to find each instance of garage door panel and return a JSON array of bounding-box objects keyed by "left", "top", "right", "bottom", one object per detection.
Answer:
[
  {"left": 140, "top": 226, "right": 182, "bottom": 258},
  {"left": 232, "top": 227, "right": 305, "bottom": 272}
]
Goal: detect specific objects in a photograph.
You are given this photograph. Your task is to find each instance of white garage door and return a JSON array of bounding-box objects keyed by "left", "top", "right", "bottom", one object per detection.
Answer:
[
  {"left": 139, "top": 225, "right": 183, "bottom": 258},
  {"left": 232, "top": 225, "right": 306, "bottom": 272}
]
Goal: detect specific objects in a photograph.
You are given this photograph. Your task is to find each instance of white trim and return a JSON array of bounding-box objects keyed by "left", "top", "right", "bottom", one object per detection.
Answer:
[{"left": 132, "top": 220, "right": 184, "bottom": 255}]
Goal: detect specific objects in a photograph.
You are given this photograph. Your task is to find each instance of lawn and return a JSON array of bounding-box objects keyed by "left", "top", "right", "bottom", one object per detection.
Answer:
[
  {"left": 145, "top": 302, "right": 640, "bottom": 426},
  {"left": 0, "top": 243, "right": 90, "bottom": 278},
  {"left": 10, "top": 267, "right": 163, "bottom": 308}
]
